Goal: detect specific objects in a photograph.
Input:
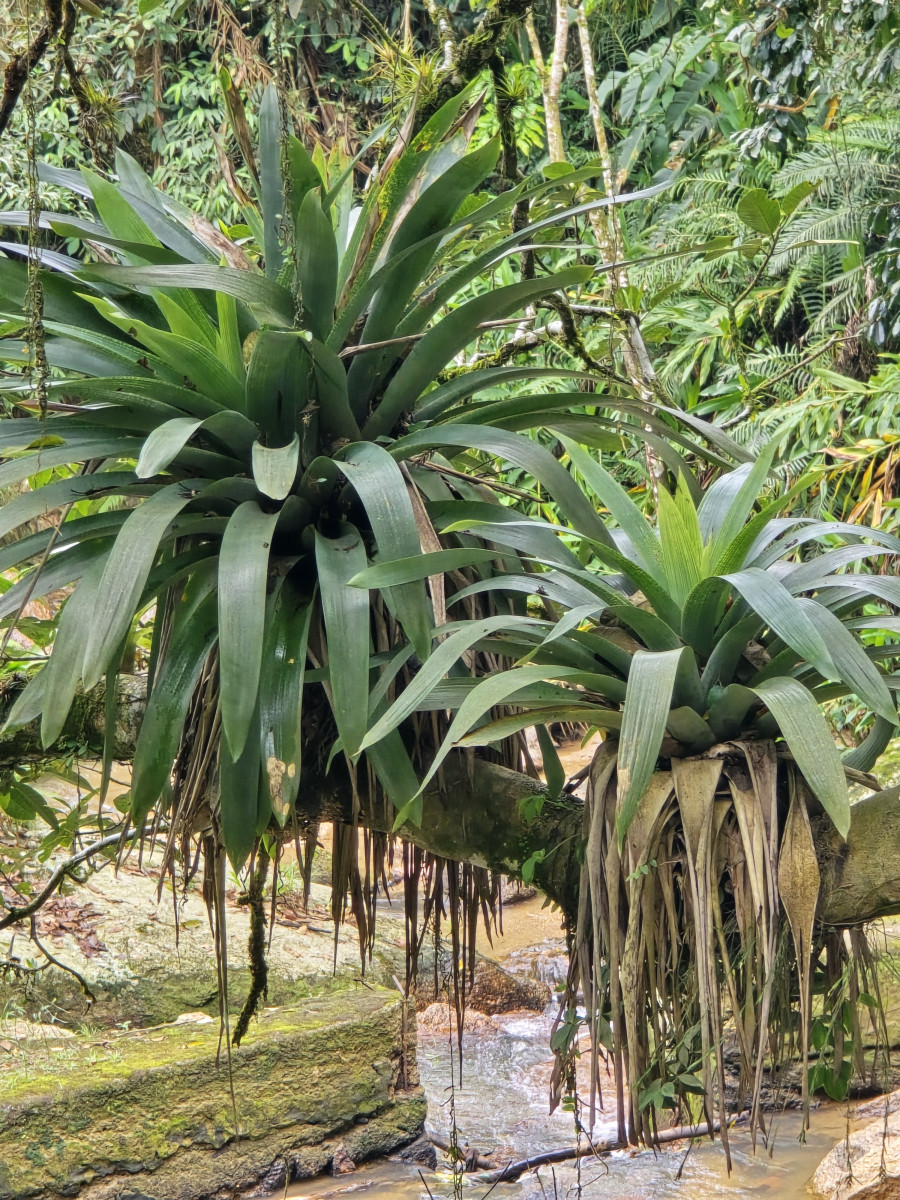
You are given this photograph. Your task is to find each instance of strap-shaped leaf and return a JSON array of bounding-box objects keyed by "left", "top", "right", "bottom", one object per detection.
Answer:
[
  {"left": 349, "top": 546, "right": 500, "bottom": 590},
  {"left": 359, "top": 613, "right": 546, "bottom": 752},
  {"left": 656, "top": 475, "right": 704, "bottom": 608},
  {"left": 246, "top": 330, "right": 311, "bottom": 440},
  {"left": 336, "top": 442, "right": 433, "bottom": 660},
  {"left": 0, "top": 537, "right": 113, "bottom": 623},
  {"left": 617, "top": 648, "right": 685, "bottom": 846},
  {"left": 259, "top": 83, "right": 285, "bottom": 281},
  {"left": 702, "top": 439, "right": 777, "bottom": 568},
  {"left": 365, "top": 729, "right": 423, "bottom": 829},
  {"left": 220, "top": 702, "right": 263, "bottom": 871},
  {"left": 723, "top": 567, "right": 837, "bottom": 681},
  {"left": 81, "top": 482, "right": 200, "bottom": 691},
  {"left": 259, "top": 579, "right": 314, "bottom": 824},
  {"left": 366, "top": 266, "right": 593, "bottom": 439},
  {"left": 456, "top": 704, "right": 615, "bottom": 748},
  {"left": 560, "top": 436, "right": 663, "bottom": 579},
  {"left": 315, "top": 524, "right": 370, "bottom": 759},
  {"left": 39, "top": 555, "right": 109, "bottom": 747},
  {"left": 796, "top": 597, "right": 896, "bottom": 724},
  {"left": 131, "top": 580, "right": 218, "bottom": 823},
  {"left": 751, "top": 676, "right": 850, "bottom": 837},
  {"left": 0, "top": 436, "right": 145, "bottom": 493},
  {"left": 80, "top": 263, "right": 294, "bottom": 326},
  {"left": 434, "top": 503, "right": 583, "bottom": 571},
  {"left": 391, "top": 424, "right": 614, "bottom": 550},
  {"left": 0, "top": 470, "right": 139, "bottom": 544},
  {"left": 346, "top": 137, "right": 501, "bottom": 416},
  {"left": 413, "top": 366, "right": 596, "bottom": 423},
  {"left": 219, "top": 501, "right": 280, "bottom": 760},
  {"left": 137, "top": 418, "right": 203, "bottom": 478},
  {"left": 86, "top": 297, "right": 245, "bottom": 409},
  {"left": 297, "top": 188, "right": 338, "bottom": 341},
  {"left": 416, "top": 664, "right": 585, "bottom": 795},
  {"left": 300, "top": 335, "right": 360, "bottom": 442},
  {"left": 252, "top": 434, "right": 300, "bottom": 501}
]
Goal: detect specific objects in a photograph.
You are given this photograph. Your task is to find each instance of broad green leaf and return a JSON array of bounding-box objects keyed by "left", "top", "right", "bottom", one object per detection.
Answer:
[
  {"left": 359, "top": 614, "right": 546, "bottom": 751},
  {"left": 559, "top": 436, "right": 663, "bottom": 579},
  {"left": 80, "top": 263, "right": 294, "bottom": 326},
  {"left": 137, "top": 417, "right": 202, "bottom": 478},
  {"left": 252, "top": 433, "right": 300, "bottom": 501},
  {"left": 751, "top": 676, "right": 850, "bottom": 837},
  {"left": 416, "top": 665, "right": 584, "bottom": 794},
  {"left": 259, "top": 580, "right": 313, "bottom": 824},
  {"left": 259, "top": 83, "right": 285, "bottom": 280},
  {"left": 81, "top": 482, "right": 199, "bottom": 690},
  {"left": 0, "top": 437, "right": 144, "bottom": 494},
  {"left": 366, "top": 266, "right": 594, "bottom": 439},
  {"left": 349, "top": 547, "right": 500, "bottom": 590},
  {"left": 617, "top": 648, "right": 684, "bottom": 846},
  {"left": 723, "top": 567, "right": 837, "bottom": 681},
  {"left": 0, "top": 471, "right": 139, "bottom": 543},
  {"left": 698, "top": 439, "right": 776, "bottom": 565},
  {"left": 413, "top": 367, "right": 596, "bottom": 423},
  {"left": 681, "top": 576, "right": 730, "bottom": 657},
  {"left": 335, "top": 442, "right": 433, "bottom": 660},
  {"left": 736, "top": 188, "right": 781, "bottom": 237},
  {"left": 391, "top": 424, "right": 614, "bottom": 550},
  {"left": 299, "top": 334, "right": 360, "bottom": 442},
  {"left": 315, "top": 524, "right": 370, "bottom": 759},
  {"left": 365, "top": 730, "right": 422, "bottom": 829},
  {"left": 297, "top": 188, "right": 338, "bottom": 341},
  {"left": 345, "top": 137, "right": 501, "bottom": 416},
  {"left": 131, "top": 579, "right": 218, "bottom": 823},
  {"left": 246, "top": 330, "right": 311, "bottom": 441},
  {"left": 220, "top": 702, "right": 263, "bottom": 871},
  {"left": 656, "top": 476, "right": 703, "bottom": 609},
  {"left": 219, "top": 501, "right": 280, "bottom": 759},
  {"left": 796, "top": 597, "right": 896, "bottom": 724},
  {"left": 780, "top": 180, "right": 816, "bottom": 216},
  {"left": 39, "top": 555, "right": 108, "bottom": 746},
  {"left": 457, "top": 704, "right": 616, "bottom": 747},
  {"left": 538, "top": 725, "right": 568, "bottom": 798}
]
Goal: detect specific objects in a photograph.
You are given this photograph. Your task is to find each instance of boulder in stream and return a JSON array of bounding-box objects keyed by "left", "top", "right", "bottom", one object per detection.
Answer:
[{"left": 813, "top": 1099, "right": 900, "bottom": 1199}]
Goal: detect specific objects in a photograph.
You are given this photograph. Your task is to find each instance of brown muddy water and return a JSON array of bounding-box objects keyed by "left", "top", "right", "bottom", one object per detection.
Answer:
[{"left": 271, "top": 895, "right": 864, "bottom": 1200}]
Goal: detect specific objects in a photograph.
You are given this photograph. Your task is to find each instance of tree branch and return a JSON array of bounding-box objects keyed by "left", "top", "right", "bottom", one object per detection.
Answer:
[
  {"left": 2, "top": 676, "right": 900, "bottom": 929},
  {"left": 0, "top": 0, "right": 64, "bottom": 137}
]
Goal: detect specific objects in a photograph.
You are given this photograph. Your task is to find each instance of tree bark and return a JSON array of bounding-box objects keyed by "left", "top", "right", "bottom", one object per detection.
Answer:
[{"left": 3, "top": 675, "right": 900, "bottom": 928}]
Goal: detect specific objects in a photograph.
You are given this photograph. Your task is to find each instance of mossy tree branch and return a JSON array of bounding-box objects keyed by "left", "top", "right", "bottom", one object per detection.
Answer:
[{"left": 2, "top": 675, "right": 900, "bottom": 929}]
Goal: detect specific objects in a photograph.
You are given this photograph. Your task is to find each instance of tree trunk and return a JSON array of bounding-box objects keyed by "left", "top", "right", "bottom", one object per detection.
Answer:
[{"left": 3, "top": 675, "right": 899, "bottom": 928}]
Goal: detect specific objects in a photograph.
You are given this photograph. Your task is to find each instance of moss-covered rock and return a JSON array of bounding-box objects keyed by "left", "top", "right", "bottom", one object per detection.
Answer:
[{"left": 0, "top": 988, "right": 424, "bottom": 1200}]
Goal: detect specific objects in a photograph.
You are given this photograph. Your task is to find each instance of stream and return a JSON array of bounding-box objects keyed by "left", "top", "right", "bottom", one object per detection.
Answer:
[{"left": 271, "top": 897, "right": 862, "bottom": 1200}]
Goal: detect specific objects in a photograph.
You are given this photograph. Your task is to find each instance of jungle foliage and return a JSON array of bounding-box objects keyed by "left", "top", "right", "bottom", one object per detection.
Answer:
[{"left": 2, "top": 0, "right": 900, "bottom": 1150}]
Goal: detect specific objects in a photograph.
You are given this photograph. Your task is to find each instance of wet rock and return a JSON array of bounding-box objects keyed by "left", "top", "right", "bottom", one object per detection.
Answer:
[
  {"left": 414, "top": 957, "right": 550, "bottom": 1016},
  {"left": 500, "top": 881, "right": 537, "bottom": 905},
  {"left": 330, "top": 1146, "right": 356, "bottom": 1175},
  {"left": 397, "top": 1136, "right": 438, "bottom": 1170},
  {"left": 416, "top": 1003, "right": 493, "bottom": 1033},
  {"left": 812, "top": 1105, "right": 900, "bottom": 1199}
]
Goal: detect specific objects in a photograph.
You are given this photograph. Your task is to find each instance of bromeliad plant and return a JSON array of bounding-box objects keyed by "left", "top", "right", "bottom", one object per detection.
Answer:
[
  {"left": 0, "top": 83, "right": 687, "bottom": 884},
  {"left": 353, "top": 437, "right": 900, "bottom": 1144}
]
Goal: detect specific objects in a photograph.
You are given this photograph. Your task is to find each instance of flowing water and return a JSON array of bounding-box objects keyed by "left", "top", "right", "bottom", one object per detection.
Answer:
[{"left": 273, "top": 896, "right": 862, "bottom": 1200}]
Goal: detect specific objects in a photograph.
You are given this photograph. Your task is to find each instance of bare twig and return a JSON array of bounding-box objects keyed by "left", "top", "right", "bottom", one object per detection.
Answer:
[{"left": 0, "top": 828, "right": 136, "bottom": 932}]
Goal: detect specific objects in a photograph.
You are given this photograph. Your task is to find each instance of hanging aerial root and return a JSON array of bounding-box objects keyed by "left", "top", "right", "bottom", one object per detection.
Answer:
[
  {"left": 232, "top": 844, "right": 271, "bottom": 1047},
  {"left": 554, "top": 738, "right": 889, "bottom": 1149}
]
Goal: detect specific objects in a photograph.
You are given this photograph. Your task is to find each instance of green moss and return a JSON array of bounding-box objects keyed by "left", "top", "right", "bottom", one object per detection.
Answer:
[{"left": 0, "top": 987, "right": 424, "bottom": 1200}]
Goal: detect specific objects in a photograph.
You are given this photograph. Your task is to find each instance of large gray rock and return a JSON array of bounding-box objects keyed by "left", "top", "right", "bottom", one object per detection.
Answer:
[{"left": 813, "top": 1102, "right": 900, "bottom": 1199}]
